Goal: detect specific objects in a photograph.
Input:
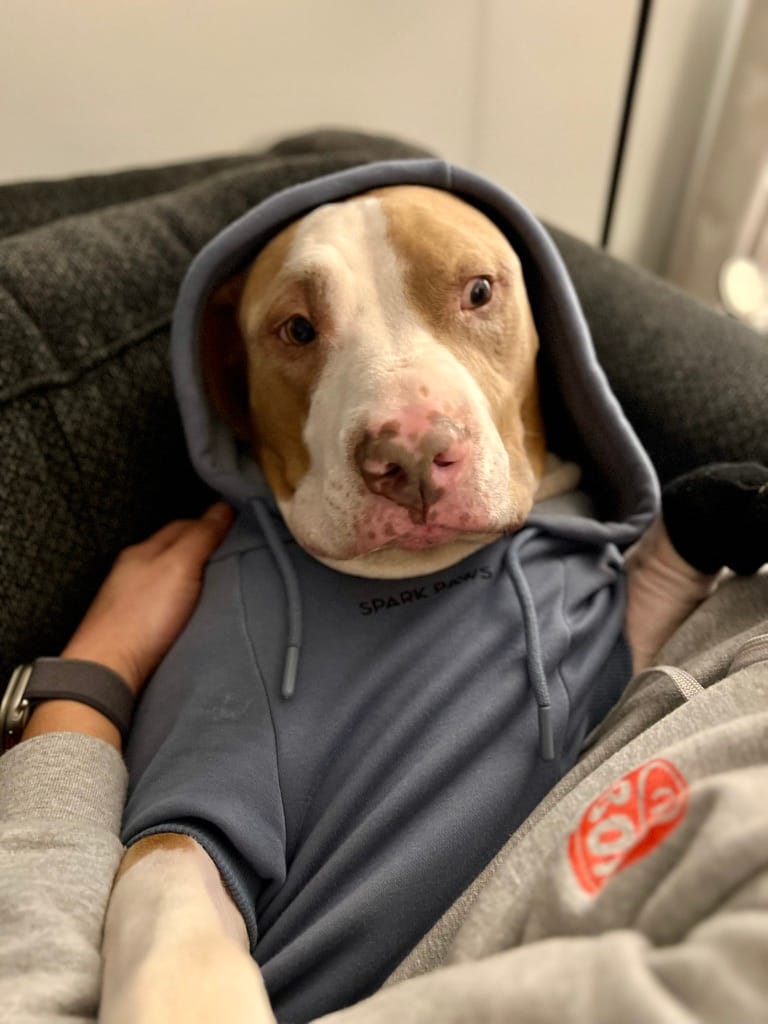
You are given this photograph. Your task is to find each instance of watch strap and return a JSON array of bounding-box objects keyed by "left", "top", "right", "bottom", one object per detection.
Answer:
[{"left": 22, "top": 658, "right": 134, "bottom": 740}]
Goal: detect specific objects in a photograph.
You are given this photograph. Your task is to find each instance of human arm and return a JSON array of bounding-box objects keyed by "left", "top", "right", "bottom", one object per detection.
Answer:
[
  {"left": 21, "top": 503, "right": 235, "bottom": 750},
  {"left": 0, "top": 504, "right": 233, "bottom": 1022},
  {"left": 0, "top": 733, "right": 128, "bottom": 1022}
]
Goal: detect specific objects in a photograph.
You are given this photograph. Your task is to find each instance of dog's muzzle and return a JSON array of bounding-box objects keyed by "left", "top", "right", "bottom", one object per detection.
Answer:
[{"left": 353, "top": 414, "right": 470, "bottom": 525}]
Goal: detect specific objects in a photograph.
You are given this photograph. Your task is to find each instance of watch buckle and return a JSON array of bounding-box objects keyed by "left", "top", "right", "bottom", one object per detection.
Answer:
[{"left": 1, "top": 664, "right": 34, "bottom": 753}]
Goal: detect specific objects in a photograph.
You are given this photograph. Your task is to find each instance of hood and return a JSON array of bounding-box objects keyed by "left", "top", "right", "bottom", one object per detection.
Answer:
[{"left": 172, "top": 159, "right": 659, "bottom": 547}]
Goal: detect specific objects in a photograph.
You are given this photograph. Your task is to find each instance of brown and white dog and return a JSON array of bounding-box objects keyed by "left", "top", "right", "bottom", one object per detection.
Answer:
[
  {"left": 203, "top": 187, "right": 551, "bottom": 579},
  {"left": 99, "top": 186, "right": 715, "bottom": 1023}
]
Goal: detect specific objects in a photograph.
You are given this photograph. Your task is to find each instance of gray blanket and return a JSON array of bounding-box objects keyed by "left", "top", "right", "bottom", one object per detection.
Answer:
[{"left": 1, "top": 128, "right": 767, "bottom": 685}]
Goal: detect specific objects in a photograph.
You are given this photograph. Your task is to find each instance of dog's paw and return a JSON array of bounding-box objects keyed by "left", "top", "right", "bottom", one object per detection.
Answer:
[{"left": 662, "top": 462, "right": 768, "bottom": 575}]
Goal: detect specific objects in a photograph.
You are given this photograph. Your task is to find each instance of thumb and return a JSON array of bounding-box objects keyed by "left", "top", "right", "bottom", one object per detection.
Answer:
[
  {"left": 202, "top": 502, "right": 235, "bottom": 529},
  {"left": 200, "top": 502, "right": 236, "bottom": 544},
  {"left": 176, "top": 503, "right": 235, "bottom": 562}
]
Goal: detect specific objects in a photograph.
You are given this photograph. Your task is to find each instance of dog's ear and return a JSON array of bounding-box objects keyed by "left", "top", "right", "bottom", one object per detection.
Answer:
[{"left": 199, "top": 272, "right": 252, "bottom": 441}]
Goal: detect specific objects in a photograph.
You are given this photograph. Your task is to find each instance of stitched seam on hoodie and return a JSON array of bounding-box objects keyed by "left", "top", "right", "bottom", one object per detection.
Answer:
[
  {"left": 235, "top": 551, "right": 289, "bottom": 858},
  {"left": 553, "top": 555, "right": 572, "bottom": 743}
]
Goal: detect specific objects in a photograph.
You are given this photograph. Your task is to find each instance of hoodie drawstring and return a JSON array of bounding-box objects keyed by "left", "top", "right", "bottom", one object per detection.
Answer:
[
  {"left": 506, "top": 534, "right": 555, "bottom": 762},
  {"left": 252, "top": 499, "right": 554, "bottom": 759},
  {"left": 252, "top": 500, "right": 303, "bottom": 699}
]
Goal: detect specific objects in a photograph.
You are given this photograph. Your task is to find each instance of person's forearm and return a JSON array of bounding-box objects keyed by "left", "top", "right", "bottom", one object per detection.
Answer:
[
  {"left": 22, "top": 698, "right": 122, "bottom": 750},
  {"left": 21, "top": 646, "right": 129, "bottom": 750},
  {"left": 0, "top": 506, "right": 232, "bottom": 1023},
  {"left": 19, "top": 633, "right": 140, "bottom": 750},
  {"left": 0, "top": 733, "right": 128, "bottom": 1023}
]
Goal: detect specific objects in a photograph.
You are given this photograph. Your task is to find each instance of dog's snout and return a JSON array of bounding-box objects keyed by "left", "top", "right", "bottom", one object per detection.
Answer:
[{"left": 354, "top": 417, "right": 468, "bottom": 523}]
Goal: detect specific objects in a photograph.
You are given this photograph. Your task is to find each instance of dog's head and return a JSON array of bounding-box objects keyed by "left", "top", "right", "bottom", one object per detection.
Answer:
[{"left": 201, "top": 186, "right": 549, "bottom": 577}]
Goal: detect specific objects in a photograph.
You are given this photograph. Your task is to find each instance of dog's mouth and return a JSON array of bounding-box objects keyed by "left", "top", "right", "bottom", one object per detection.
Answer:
[
  {"left": 283, "top": 449, "right": 535, "bottom": 565},
  {"left": 299, "top": 509, "right": 521, "bottom": 563},
  {"left": 300, "top": 528, "right": 504, "bottom": 572},
  {"left": 382, "top": 523, "right": 463, "bottom": 551}
]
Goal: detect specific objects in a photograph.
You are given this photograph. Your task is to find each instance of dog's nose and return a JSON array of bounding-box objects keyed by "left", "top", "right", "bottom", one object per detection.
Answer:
[{"left": 354, "top": 419, "right": 468, "bottom": 523}]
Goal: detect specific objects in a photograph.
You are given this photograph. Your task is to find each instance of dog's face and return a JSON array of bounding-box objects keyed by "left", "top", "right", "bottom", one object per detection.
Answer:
[{"left": 202, "top": 186, "right": 547, "bottom": 578}]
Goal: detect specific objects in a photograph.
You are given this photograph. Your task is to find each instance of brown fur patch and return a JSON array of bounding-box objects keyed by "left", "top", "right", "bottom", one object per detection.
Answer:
[
  {"left": 374, "top": 186, "right": 547, "bottom": 484},
  {"left": 116, "top": 832, "right": 198, "bottom": 883},
  {"left": 235, "top": 221, "right": 322, "bottom": 500}
]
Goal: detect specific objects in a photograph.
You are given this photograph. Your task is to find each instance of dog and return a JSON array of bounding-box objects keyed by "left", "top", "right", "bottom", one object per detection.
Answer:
[{"left": 99, "top": 177, "right": 716, "bottom": 1023}]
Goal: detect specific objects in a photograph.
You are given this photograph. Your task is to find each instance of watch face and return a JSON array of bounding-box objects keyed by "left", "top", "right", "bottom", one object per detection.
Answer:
[{"left": 0, "top": 664, "right": 33, "bottom": 752}]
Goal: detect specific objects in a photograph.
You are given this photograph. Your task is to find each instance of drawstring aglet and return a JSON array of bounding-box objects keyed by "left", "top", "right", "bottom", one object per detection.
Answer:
[
  {"left": 281, "top": 645, "right": 301, "bottom": 699},
  {"left": 538, "top": 704, "right": 555, "bottom": 761}
]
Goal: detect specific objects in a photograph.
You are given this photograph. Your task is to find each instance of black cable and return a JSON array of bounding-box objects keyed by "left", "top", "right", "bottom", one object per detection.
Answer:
[{"left": 600, "top": 0, "right": 654, "bottom": 247}]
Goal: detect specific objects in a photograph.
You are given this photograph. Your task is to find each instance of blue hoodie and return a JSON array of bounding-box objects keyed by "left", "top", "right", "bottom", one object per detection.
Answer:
[{"left": 122, "top": 161, "right": 659, "bottom": 1023}]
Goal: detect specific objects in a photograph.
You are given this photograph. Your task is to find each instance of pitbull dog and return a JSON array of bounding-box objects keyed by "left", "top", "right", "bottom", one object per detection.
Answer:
[{"left": 100, "top": 183, "right": 716, "bottom": 1023}]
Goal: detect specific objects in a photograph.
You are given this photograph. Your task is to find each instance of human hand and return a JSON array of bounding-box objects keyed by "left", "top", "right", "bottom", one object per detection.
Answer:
[{"left": 60, "top": 503, "right": 234, "bottom": 695}]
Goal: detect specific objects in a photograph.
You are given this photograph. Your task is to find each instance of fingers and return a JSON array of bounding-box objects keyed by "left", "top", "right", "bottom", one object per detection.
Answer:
[
  {"left": 136, "top": 520, "right": 192, "bottom": 555},
  {"left": 201, "top": 502, "right": 236, "bottom": 529},
  {"left": 59, "top": 505, "right": 236, "bottom": 698},
  {"left": 125, "top": 504, "right": 235, "bottom": 561},
  {"left": 173, "top": 503, "right": 235, "bottom": 564}
]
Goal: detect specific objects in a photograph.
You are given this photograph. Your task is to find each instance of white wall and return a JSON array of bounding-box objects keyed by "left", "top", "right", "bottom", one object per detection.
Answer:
[
  {"left": 473, "top": 0, "right": 636, "bottom": 244},
  {"left": 0, "top": 0, "right": 638, "bottom": 244},
  {"left": 607, "top": 0, "right": 748, "bottom": 270}
]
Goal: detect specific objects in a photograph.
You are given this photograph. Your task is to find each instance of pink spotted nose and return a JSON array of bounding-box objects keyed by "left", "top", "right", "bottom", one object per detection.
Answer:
[{"left": 354, "top": 415, "right": 469, "bottom": 523}]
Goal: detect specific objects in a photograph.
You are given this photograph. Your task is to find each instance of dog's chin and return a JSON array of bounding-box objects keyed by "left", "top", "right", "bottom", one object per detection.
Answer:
[
  {"left": 313, "top": 536, "right": 497, "bottom": 580},
  {"left": 281, "top": 484, "right": 535, "bottom": 578},
  {"left": 389, "top": 525, "right": 463, "bottom": 551},
  {"left": 303, "top": 525, "right": 518, "bottom": 580}
]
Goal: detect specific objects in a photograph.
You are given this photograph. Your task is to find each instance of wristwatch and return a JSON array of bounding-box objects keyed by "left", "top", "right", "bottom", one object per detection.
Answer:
[{"left": 1, "top": 658, "right": 135, "bottom": 753}]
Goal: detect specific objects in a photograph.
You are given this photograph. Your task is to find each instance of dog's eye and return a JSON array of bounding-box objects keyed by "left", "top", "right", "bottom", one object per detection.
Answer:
[
  {"left": 461, "top": 277, "right": 493, "bottom": 310},
  {"left": 280, "top": 315, "right": 317, "bottom": 346}
]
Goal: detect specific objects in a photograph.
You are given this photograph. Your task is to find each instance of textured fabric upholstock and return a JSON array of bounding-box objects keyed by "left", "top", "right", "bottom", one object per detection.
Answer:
[{"left": 1, "top": 129, "right": 767, "bottom": 684}]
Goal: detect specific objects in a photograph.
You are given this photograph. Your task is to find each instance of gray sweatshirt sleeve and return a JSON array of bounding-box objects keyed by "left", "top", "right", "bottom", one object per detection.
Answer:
[
  {"left": 317, "top": 924, "right": 768, "bottom": 1024},
  {"left": 313, "top": 760, "right": 768, "bottom": 1024},
  {"left": 0, "top": 733, "right": 127, "bottom": 1023}
]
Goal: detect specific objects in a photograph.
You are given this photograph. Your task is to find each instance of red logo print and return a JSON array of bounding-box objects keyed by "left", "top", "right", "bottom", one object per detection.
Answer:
[{"left": 568, "top": 758, "right": 689, "bottom": 894}]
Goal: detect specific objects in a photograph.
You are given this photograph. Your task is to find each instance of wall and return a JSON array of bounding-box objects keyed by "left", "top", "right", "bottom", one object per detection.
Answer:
[
  {"left": 606, "top": 0, "right": 749, "bottom": 271},
  {"left": 0, "top": 0, "right": 638, "bottom": 244},
  {"left": 665, "top": 0, "right": 768, "bottom": 330}
]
